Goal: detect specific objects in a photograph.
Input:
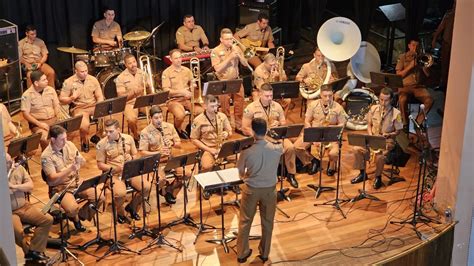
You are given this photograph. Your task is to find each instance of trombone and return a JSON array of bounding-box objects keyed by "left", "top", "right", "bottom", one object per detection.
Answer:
[
  {"left": 139, "top": 55, "right": 156, "bottom": 124},
  {"left": 190, "top": 57, "right": 204, "bottom": 105}
]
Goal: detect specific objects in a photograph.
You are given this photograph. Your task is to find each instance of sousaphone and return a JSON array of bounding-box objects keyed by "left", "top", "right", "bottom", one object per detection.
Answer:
[{"left": 317, "top": 17, "right": 361, "bottom": 62}]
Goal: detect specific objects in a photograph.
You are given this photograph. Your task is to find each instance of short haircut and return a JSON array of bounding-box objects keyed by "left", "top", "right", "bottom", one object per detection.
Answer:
[
  {"left": 75, "top": 60, "right": 88, "bottom": 70},
  {"left": 25, "top": 25, "right": 36, "bottom": 32},
  {"left": 260, "top": 83, "right": 273, "bottom": 92},
  {"left": 103, "top": 6, "right": 114, "bottom": 13},
  {"left": 123, "top": 53, "right": 135, "bottom": 63},
  {"left": 50, "top": 125, "right": 66, "bottom": 139},
  {"left": 104, "top": 119, "right": 120, "bottom": 128},
  {"left": 30, "top": 70, "right": 44, "bottom": 83},
  {"left": 408, "top": 38, "right": 420, "bottom": 44},
  {"left": 313, "top": 46, "right": 321, "bottom": 54},
  {"left": 263, "top": 53, "right": 276, "bottom": 62},
  {"left": 183, "top": 14, "right": 193, "bottom": 21},
  {"left": 169, "top": 49, "right": 181, "bottom": 57},
  {"left": 205, "top": 94, "right": 218, "bottom": 103},
  {"left": 149, "top": 106, "right": 162, "bottom": 117},
  {"left": 320, "top": 85, "right": 333, "bottom": 93},
  {"left": 258, "top": 12, "right": 269, "bottom": 21},
  {"left": 220, "top": 28, "right": 233, "bottom": 37},
  {"left": 380, "top": 87, "right": 394, "bottom": 99},
  {"left": 252, "top": 118, "right": 267, "bottom": 136}
]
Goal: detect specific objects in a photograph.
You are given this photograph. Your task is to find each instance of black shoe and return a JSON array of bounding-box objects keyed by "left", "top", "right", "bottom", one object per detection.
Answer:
[
  {"left": 81, "top": 142, "right": 90, "bottom": 153},
  {"left": 287, "top": 174, "right": 298, "bottom": 188},
  {"left": 326, "top": 168, "right": 336, "bottom": 176},
  {"left": 203, "top": 190, "right": 211, "bottom": 200},
  {"left": 73, "top": 220, "right": 86, "bottom": 232},
  {"left": 25, "top": 250, "right": 49, "bottom": 262},
  {"left": 164, "top": 192, "right": 176, "bottom": 204},
  {"left": 117, "top": 214, "right": 131, "bottom": 224},
  {"left": 308, "top": 158, "right": 321, "bottom": 175},
  {"left": 177, "top": 130, "right": 189, "bottom": 139},
  {"left": 351, "top": 173, "right": 367, "bottom": 184},
  {"left": 232, "top": 185, "right": 241, "bottom": 195},
  {"left": 125, "top": 204, "right": 140, "bottom": 220},
  {"left": 237, "top": 249, "right": 253, "bottom": 263},
  {"left": 373, "top": 176, "right": 383, "bottom": 189},
  {"left": 258, "top": 254, "right": 268, "bottom": 262}
]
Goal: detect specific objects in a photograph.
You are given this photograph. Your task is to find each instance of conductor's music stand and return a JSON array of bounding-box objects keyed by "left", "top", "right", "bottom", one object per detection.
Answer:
[
  {"left": 8, "top": 133, "right": 41, "bottom": 172},
  {"left": 347, "top": 133, "right": 386, "bottom": 202},
  {"left": 49, "top": 115, "right": 83, "bottom": 137},
  {"left": 203, "top": 79, "right": 243, "bottom": 96},
  {"left": 133, "top": 91, "right": 169, "bottom": 109},
  {"left": 270, "top": 81, "right": 300, "bottom": 100}
]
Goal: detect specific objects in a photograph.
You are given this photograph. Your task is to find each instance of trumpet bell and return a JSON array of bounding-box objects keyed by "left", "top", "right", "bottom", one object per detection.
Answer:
[
  {"left": 317, "top": 17, "right": 361, "bottom": 62},
  {"left": 350, "top": 41, "right": 381, "bottom": 84}
]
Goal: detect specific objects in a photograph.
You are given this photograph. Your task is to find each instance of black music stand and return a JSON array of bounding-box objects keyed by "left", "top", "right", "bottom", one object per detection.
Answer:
[
  {"left": 165, "top": 151, "right": 200, "bottom": 229},
  {"left": 304, "top": 127, "right": 341, "bottom": 198},
  {"left": 321, "top": 76, "right": 351, "bottom": 93},
  {"left": 370, "top": 72, "right": 403, "bottom": 89},
  {"left": 49, "top": 115, "right": 83, "bottom": 137},
  {"left": 90, "top": 96, "right": 127, "bottom": 143},
  {"left": 122, "top": 154, "right": 161, "bottom": 240},
  {"left": 77, "top": 174, "right": 112, "bottom": 251},
  {"left": 8, "top": 133, "right": 41, "bottom": 172},
  {"left": 348, "top": 134, "right": 386, "bottom": 202},
  {"left": 203, "top": 79, "right": 243, "bottom": 96},
  {"left": 133, "top": 91, "right": 169, "bottom": 109},
  {"left": 270, "top": 81, "right": 300, "bottom": 100},
  {"left": 195, "top": 168, "right": 243, "bottom": 253}
]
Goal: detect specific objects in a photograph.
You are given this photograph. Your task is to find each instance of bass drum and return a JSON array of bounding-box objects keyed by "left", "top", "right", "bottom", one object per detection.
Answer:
[
  {"left": 342, "top": 88, "right": 378, "bottom": 131},
  {"left": 96, "top": 68, "right": 121, "bottom": 99}
]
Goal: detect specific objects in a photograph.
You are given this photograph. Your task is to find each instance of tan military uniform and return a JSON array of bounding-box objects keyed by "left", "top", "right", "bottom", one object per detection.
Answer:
[
  {"left": 91, "top": 19, "right": 122, "bottom": 50},
  {"left": 1, "top": 103, "right": 15, "bottom": 144},
  {"left": 296, "top": 59, "right": 338, "bottom": 89},
  {"left": 253, "top": 63, "right": 290, "bottom": 111},
  {"left": 243, "top": 100, "right": 296, "bottom": 174},
  {"left": 96, "top": 133, "right": 149, "bottom": 214},
  {"left": 235, "top": 22, "right": 274, "bottom": 46},
  {"left": 18, "top": 37, "right": 55, "bottom": 88},
  {"left": 10, "top": 165, "right": 53, "bottom": 254},
  {"left": 352, "top": 105, "right": 403, "bottom": 176},
  {"left": 211, "top": 43, "right": 245, "bottom": 129},
  {"left": 21, "top": 86, "right": 59, "bottom": 149},
  {"left": 176, "top": 25, "right": 209, "bottom": 51},
  {"left": 61, "top": 74, "right": 104, "bottom": 141},
  {"left": 236, "top": 139, "right": 282, "bottom": 260},
  {"left": 191, "top": 112, "right": 232, "bottom": 171},
  {"left": 41, "top": 141, "right": 103, "bottom": 221},
  {"left": 295, "top": 100, "right": 347, "bottom": 166}
]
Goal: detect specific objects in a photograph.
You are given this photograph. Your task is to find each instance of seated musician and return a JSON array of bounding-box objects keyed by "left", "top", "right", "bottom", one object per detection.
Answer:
[
  {"left": 59, "top": 61, "right": 104, "bottom": 152},
  {"left": 295, "top": 86, "right": 347, "bottom": 177},
  {"left": 234, "top": 12, "right": 275, "bottom": 68},
  {"left": 91, "top": 7, "right": 123, "bottom": 50},
  {"left": 8, "top": 153, "right": 53, "bottom": 263},
  {"left": 96, "top": 119, "right": 150, "bottom": 224},
  {"left": 395, "top": 38, "right": 433, "bottom": 131},
  {"left": 19, "top": 25, "right": 56, "bottom": 88},
  {"left": 176, "top": 14, "right": 210, "bottom": 52},
  {"left": 1, "top": 103, "right": 20, "bottom": 146},
  {"left": 191, "top": 94, "right": 232, "bottom": 173},
  {"left": 139, "top": 106, "right": 182, "bottom": 204},
  {"left": 21, "top": 70, "right": 59, "bottom": 150},
  {"left": 162, "top": 49, "right": 204, "bottom": 139},
  {"left": 115, "top": 54, "right": 151, "bottom": 141},
  {"left": 350, "top": 88, "right": 403, "bottom": 189},
  {"left": 253, "top": 53, "right": 291, "bottom": 113},
  {"left": 242, "top": 83, "right": 299, "bottom": 188},
  {"left": 41, "top": 125, "right": 105, "bottom": 232}
]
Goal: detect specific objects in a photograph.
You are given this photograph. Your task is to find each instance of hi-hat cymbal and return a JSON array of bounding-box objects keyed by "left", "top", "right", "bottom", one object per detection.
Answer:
[
  {"left": 57, "top": 46, "right": 88, "bottom": 54},
  {"left": 123, "top": 31, "right": 150, "bottom": 41}
]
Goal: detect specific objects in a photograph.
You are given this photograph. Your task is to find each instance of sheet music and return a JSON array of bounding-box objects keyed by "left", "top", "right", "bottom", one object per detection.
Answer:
[
  {"left": 203, "top": 82, "right": 209, "bottom": 96},
  {"left": 194, "top": 168, "right": 242, "bottom": 190}
]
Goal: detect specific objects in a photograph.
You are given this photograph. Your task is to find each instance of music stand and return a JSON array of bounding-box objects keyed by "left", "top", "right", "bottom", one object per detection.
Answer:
[
  {"left": 91, "top": 96, "right": 127, "bottom": 142},
  {"left": 133, "top": 91, "right": 169, "bottom": 109},
  {"left": 321, "top": 76, "right": 350, "bottom": 93},
  {"left": 347, "top": 134, "right": 386, "bottom": 202},
  {"left": 370, "top": 72, "right": 403, "bottom": 90},
  {"left": 8, "top": 133, "right": 41, "bottom": 172},
  {"left": 194, "top": 168, "right": 243, "bottom": 253},
  {"left": 165, "top": 151, "right": 200, "bottom": 229},
  {"left": 49, "top": 115, "right": 83, "bottom": 137},
  {"left": 203, "top": 79, "right": 243, "bottom": 96},
  {"left": 270, "top": 81, "right": 300, "bottom": 100}
]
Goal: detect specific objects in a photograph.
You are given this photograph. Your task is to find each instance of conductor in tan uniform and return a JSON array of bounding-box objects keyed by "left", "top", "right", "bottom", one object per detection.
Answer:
[
  {"left": 236, "top": 118, "right": 282, "bottom": 263},
  {"left": 176, "top": 14, "right": 209, "bottom": 52}
]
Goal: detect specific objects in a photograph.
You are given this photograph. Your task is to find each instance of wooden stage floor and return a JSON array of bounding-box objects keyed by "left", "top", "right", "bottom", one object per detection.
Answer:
[{"left": 11, "top": 102, "right": 449, "bottom": 265}]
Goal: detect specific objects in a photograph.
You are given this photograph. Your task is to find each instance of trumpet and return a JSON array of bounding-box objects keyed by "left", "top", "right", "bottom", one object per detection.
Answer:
[{"left": 190, "top": 57, "right": 203, "bottom": 105}]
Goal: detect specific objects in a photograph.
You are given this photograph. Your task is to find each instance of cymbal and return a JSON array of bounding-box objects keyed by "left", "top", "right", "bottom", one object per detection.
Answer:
[
  {"left": 57, "top": 46, "right": 88, "bottom": 54},
  {"left": 123, "top": 31, "right": 150, "bottom": 41}
]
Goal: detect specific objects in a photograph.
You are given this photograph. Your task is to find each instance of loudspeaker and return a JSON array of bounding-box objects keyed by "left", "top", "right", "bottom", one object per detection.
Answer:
[
  {"left": 0, "top": 19, "right": 22, "bottom": 112},
  {"left": 238, "top": 0, "right": 278, "bottom": 27}
]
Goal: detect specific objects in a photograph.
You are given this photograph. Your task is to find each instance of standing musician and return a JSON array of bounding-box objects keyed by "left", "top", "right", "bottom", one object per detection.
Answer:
[
  {"left": 211, "top": 28, "right": 251, "bottom": 133},
  {"left": 41, "top": 126, "right": 105, "bottom": 232},
  {"left": 242, "top": 83, "right": 298, "bottom": 188},
  {"left": 176, "top": 14, "right": 210, "bottom": 52},
  {"left": 21, "top": 70, "right": 59, "bottom": 150},
  {"left": 191, "top": 94, "right": 232, "bottom": 173},
  {"left": 350, "top": 88, "right": 403, "bottom": 189},
  {"left": 162, "top": 49, "right": 204, "bottom": 139},
  {"left": 396, "top": 39, "right": 433, "bottom": 130},
  {"left": 234, "top": 12, "right": 275, "bottom": 68},
  {"left": 294, "top": 86, "right": 347, "bottom": 177},
  {"left": 139, "top": 106, "right": 182, "bottom": 204},
  {"left": 91, "top": 7, "right": 123, "bottom": 50},
  {"left": 1, "top": 103, "right": 20, "bottom": 146},
  {"left": 96, "top": 119, "right": 150, "bottom": 224},
  {"left": 59, "top": 61, "right": 104, "bottom": 152},
  {"left": 236, "top": 118, "right": 282, "bottom": 264},
  {"left": 8, "top": 153, "right": 53, "bottom": 263},
  {"left": 19, "top": 25, "right": 56, "bottom": 88},
  {"left": 115, "top": 54, "right": 151, "bottom": 141}
]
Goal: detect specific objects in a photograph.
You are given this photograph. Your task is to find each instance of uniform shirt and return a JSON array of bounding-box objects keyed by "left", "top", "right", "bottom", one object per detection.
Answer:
[
  {"left": 296, "top": 59, "right": 338, "bottom": 87},
  {"left": 396, "top": 52, "right": 424, "bottom": 87},
  {"left": 115, "top": 68, "right": 148, "bottom": 105},
  {"left": 139, "top": 122, "right": 180, "bottom": 152},
  {"left": 253, "top": 64, "right": 287, "bottom": 90},
  {"left": 235, "top": 22, "right": 274, "bottom": 46},
  {"left": 9, "top": 165, "right": 31, "bottom": 211},
  {"left": 211, "top": 43, "right": 243, "bottom": 80},
  {"left": 1, "top": 103, "right": 14, "bottom": 139},
  {"left": 161, "top": 65, "right": 193, "bottom": 101},
  {"left": 176, "top": 25, "right": 209, "bottom": 49},
  {"left": 191, "top": 112, "right": 232, "bottom": 148},
  {"left": 369, "top": 105, "right": 403, "bottom": 136},
  {"left": 305, "top": 100, "right": 347, "bottom": 127},
  {"left": 244, "top": 100, "right": 284, "bottom": 127},
  {"left": 61, "top": 74, "right": 103, "bottom": 109},
  {"left": 91, "top": 19, "right": 122, "bottom": 42},
  {"left": 96, "top": 133, "right": 137, "bottom": 170},
  {"left": 18, "top": 37, "right": 48, "bottom": 65},
  {"left": 237, "top": 139, "right": 283, "bottom": 188},
  {"left": 41, "top": 141, "right": 84, "bottom": 191},
  {"left": 21, "top": 86, "right": 59, "bottom": 121}
]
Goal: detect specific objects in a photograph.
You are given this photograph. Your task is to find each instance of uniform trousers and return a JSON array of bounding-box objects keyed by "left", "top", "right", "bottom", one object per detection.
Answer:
[
  {"left": 218, "top": 84, "right": 244, "bottom": 129},
  {"left": 352, "top": 138, "right": 395, "bottom": 177}
]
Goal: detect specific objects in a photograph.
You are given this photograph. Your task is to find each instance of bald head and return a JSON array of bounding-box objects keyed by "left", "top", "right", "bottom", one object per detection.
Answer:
[{"left": 75, "top": 60, "right": 89, "bottom": 80}]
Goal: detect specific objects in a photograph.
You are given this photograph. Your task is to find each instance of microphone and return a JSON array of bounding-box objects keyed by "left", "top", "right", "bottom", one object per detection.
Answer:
[
  {"left": 409, "top": 115, "right": 422, "bottom": 130},
  {"left": 420, "top": 104, "right": 428, "bottom": 121}
]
